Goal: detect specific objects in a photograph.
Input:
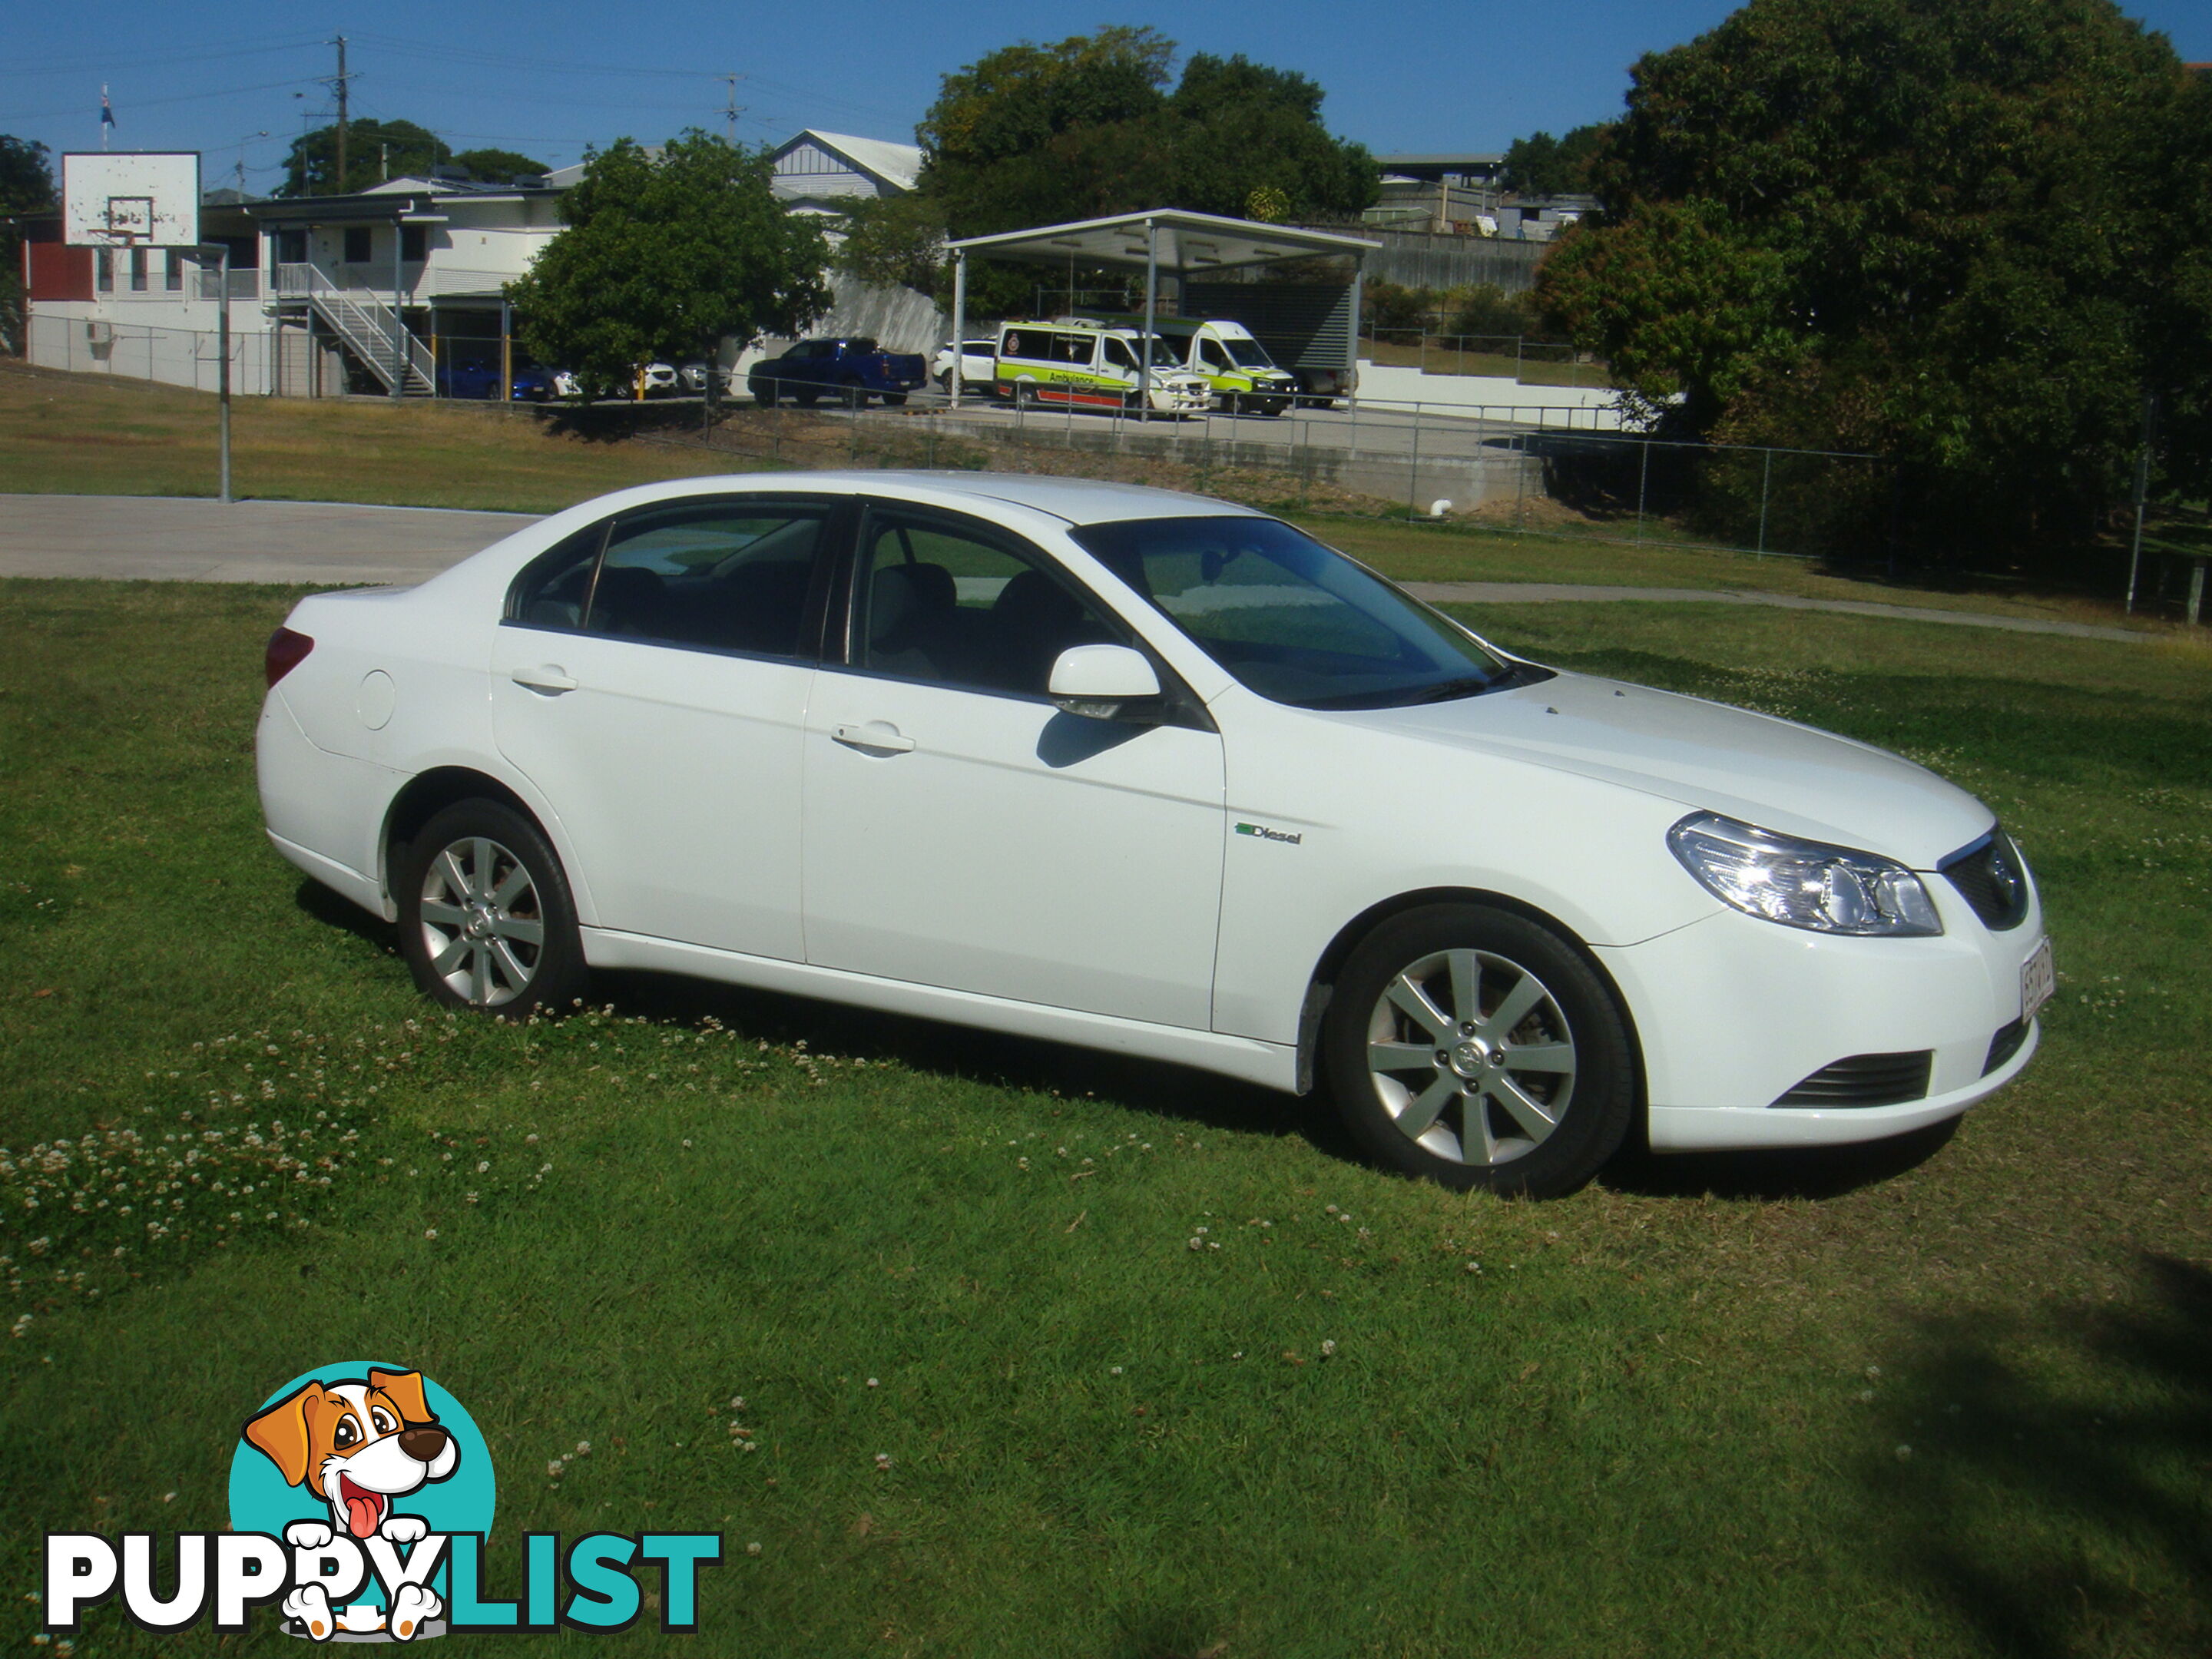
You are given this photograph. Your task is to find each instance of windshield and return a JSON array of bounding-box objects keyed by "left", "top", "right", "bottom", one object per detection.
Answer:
[
  {"left": 1224, "top": 338, "right": 1275, "bottom": 368},
  {"left": 1070, "top": 517, "right": 1545, "bottom": 710}
]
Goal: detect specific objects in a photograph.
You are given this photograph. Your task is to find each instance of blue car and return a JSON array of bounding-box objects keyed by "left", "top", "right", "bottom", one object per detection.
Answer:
[
  {"left": 435, "top": 356, "right": 506, "bottom": 399},
  {"left": 508, "top": 364, "right": 557, "bottom": 402}
]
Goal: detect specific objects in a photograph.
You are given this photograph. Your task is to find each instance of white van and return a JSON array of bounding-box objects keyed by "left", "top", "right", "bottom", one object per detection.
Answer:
[
  {"left": 1084, "top": 315, "right": 1302, "bottom": 415},
  {"left": 994, "top": 320, "right": 1212, "bottom": 416}
]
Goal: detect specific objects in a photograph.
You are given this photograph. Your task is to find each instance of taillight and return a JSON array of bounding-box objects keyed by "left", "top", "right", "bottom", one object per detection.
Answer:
[{"left": 266, "top": 627, "right": 314, "bottom": 688}]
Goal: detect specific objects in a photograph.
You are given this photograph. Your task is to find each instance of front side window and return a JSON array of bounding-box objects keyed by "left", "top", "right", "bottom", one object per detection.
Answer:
[
  {"left": 1199, "top": 339, "right": 1230, "bottom": 372},
  {"left": 851, "top": 512, "right": 1125, "bottom": 697},
  {"left": 508, "top": 501, "right": 833, "bottom": 658},
  {"left": 1101, "top": 336, "right": 1139, "bottom": 374},
  {"left": 1071, "top": 516, "right": 1542, "bottom": 710}
]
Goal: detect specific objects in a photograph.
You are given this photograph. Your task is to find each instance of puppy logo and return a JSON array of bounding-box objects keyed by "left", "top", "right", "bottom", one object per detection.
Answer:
[{"left": 231, "top": 1363, "right": 494, "bottom": 1643}]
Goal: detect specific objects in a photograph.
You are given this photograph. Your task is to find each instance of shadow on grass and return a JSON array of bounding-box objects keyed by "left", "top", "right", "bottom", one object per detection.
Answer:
[
  {"left": 591, "top": 964, "right": 1353, "bottom": 1158},
  {"left": 1864, "top": 1253, "right": 2212, "bottom": 1657},
  {"left": 1601, "top": 1117, "right": 1958, "bottom": 1200}
]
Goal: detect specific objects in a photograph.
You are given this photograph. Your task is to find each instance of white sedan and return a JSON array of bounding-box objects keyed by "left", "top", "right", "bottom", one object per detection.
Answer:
[{"left": 257, "top": 473, "right": 2050, "bottom": 1196}]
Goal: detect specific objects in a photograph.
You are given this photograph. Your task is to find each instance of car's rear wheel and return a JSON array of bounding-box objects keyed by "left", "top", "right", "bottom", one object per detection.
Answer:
[
  {"left": 794, "top": 389, "right": 820, "bottom": 408},
  {"left": 883, "top": 392, "right": 908, "bottom": 407},
  {"left": 1322, "top": 903, "right": 1634, "bottom": 1197},
  {"left": 397, "top": 801, "right": 586, "bottom": 1018}
]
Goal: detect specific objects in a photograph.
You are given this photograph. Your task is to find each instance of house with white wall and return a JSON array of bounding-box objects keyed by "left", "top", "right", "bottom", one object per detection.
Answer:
[{"left": 20, "top": 129, "right": 933, "bottom": 396}]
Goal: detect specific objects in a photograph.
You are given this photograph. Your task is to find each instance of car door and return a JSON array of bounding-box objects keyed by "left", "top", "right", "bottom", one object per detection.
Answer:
[
  {"left": 801, "top": 504, "right": 1227, "bottom": 1030},
  {"left": 490, "top": 495, "right": 846, "bottom": 959}
]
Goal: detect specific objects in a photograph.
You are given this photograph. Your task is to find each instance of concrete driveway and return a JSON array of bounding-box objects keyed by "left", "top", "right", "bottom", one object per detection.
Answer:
[{"left": 0, "top": 494, "right": 538, "bottom": 585}]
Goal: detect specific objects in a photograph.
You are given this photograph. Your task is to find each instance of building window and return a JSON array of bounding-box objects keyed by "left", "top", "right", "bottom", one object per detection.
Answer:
[
  {"left": 343, "top": 226, "right": 373, "bottom": 263},
  {"left": 165, "top": 251, "right": 184, "bottom": 292},
  {"left": 400, "top": 224, "right": 427, "bottom": 263},
  {"left": 129, "top": 249, "right": 148, "bottom": 293},
  {"left": 96, "top": 250, "right": 114, "bottom": 293}
]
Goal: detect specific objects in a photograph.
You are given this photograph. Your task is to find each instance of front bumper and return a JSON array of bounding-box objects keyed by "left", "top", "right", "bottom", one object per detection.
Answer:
[{"left": 1594, "top": 881, "right": 2048, "bottom": 1151}]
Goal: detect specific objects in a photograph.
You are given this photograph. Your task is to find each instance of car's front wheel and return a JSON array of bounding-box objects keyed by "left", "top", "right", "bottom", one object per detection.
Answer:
[
  {"left": 397, "top": 801, "right": 587, "bottom": 1018},
  {"left": 1322, "top": 903, "right": 1634, "bottom": 1197}
]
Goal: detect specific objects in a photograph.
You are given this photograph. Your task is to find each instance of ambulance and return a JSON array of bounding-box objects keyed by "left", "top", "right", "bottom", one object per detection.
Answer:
[
  {"left": 993, "top": 320, "right": 1213, "bottom": 416},
  {"left": 1085, "top": 314, "right": 1302, "bottom": 416}
]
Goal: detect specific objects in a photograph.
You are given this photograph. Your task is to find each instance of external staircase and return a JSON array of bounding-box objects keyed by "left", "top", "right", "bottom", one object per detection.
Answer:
[{"left": 276, "top": 263, "right": 435, "bottom": 395}]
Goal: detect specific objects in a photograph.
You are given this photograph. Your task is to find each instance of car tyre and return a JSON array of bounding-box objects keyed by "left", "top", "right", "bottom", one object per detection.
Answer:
[
  {"left": 794, "top": 389, "right": 820, "bottom": 408},
  {"left": 883, "top": 392, "right": 908, "bottom": 407},
  {"left": 750, "top": 379, "right": 775, "bottom": 407},
  {"left": 1322, "top": 902, "right": 1634, "bottom": 1197},
  {"left": 396, "top": 800, "right": 588, "bottom": 1019}
]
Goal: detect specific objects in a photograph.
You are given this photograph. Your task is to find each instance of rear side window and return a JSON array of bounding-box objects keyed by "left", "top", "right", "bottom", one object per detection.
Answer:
[{"left": 507, "top": 500, "right": 836, "bottom": 659}]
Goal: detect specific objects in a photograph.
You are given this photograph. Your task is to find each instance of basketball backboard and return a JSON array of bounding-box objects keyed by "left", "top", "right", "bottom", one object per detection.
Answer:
[{"left": 62, "top": 152, "right": 201, "bottom": 248}]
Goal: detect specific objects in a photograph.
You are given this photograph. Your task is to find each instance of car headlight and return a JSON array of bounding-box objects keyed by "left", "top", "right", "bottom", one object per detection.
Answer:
[{"left": 1667, "top": 812, "right": 1942, "bottom": 937}]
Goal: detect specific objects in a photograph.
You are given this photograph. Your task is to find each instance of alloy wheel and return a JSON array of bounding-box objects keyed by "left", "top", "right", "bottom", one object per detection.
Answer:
[
  {"left": 416, "top": 836, "right": 546, "bottom": 1007},
  {"left": 1363, "top": 948, "right": 1578, "bottom": 1166}
]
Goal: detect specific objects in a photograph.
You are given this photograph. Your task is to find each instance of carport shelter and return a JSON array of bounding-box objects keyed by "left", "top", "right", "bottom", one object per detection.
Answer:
[{"left": 943, "top": 210, "right": 1379, "bottom": 405}]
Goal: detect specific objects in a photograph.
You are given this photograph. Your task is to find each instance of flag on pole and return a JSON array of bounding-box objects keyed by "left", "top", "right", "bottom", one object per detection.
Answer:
[{"left": 100, "top": 85, "right": 115, "bottom": 148}]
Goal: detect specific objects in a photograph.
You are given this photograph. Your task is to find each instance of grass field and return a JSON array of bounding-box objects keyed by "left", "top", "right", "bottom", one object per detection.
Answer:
[
  {"left": 2, "top": 577, "right": 2207, "bottom": 1656},
  {"left": 0, "top": 363, "right": 2159, "bottom": 641}
]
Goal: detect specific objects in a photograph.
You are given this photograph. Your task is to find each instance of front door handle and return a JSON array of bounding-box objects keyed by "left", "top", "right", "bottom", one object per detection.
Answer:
[
  {"left": 832, "top": 720, "right": 916, "bottom": 754},
  {"left": 512, "top": 664, "right": 578, "bottom": 694}
]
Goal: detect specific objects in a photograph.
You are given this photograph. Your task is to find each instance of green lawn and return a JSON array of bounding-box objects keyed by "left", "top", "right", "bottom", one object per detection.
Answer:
[{"left": 2, "top": 579, "right": 2208, "bottom": 1655}]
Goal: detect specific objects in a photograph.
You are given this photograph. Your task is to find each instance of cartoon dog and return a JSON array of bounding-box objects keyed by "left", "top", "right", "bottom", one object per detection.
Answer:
[{"left": 243, "top": 1368, "right": 458, "bottom": 1642}]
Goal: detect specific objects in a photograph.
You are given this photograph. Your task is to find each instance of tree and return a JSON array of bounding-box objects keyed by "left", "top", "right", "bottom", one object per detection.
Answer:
[
  {"left": 1501, "top": 124, "right": 1612, "bottom": 197},
  {"left": 1536, "top": 0, "right": 2204, "bottom": 561},
  {"left": 0, "top": 134, "right": 56, "bottom": 356},
  {"left": 280, "top": 119, "right": 451, "bottom": 196},
  {"left": 906, "top": 28, "right": 1376, "bottom": 313},
  {"left": 452, "top": 148, "right": 550, "bottom": 185},
  {"left": 506, "top": 132, "right": 829, "bottom": 396}
]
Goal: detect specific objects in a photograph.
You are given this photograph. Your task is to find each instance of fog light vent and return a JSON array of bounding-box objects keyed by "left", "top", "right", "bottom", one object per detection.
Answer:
[
  {"left": 1772, "top": 1051, "right": 1933, "bottom": 1108},
  {"left": 1984, "top": 1018, "right": 2029, "bottom": 1076}
]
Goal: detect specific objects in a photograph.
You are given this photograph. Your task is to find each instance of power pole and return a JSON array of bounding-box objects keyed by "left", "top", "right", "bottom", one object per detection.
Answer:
[
  {"left": 333, "top": 36, "right": 352, "bottom": 194},
  {"left": 724, "top": 75, "right": 740, "bottom": 141}
]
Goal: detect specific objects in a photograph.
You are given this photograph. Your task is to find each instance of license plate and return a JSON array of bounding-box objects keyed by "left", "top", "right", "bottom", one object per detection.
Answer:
[{"left": 2021, "top": 936, "right": 2055, "bottom": 1022}]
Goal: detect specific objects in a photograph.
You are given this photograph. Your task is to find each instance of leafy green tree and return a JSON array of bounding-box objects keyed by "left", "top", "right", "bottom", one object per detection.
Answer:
[
  {"left": 0, "top": 134, "right": 56, "bottom": 355},
  {"left": 452, "top": 148, "right": 550, "bottom": 184},
  {"left": 910, "top": 28, "right": 1374, "bottom": 313},
  {"left": 833, "top": 190, "right": 950, "bottom": 295},
  {"left": 506, "top": 132, "right": 829, "bottom": 396},
  {"left": 280, "top": 119, "right": 452, "bottom": 196},
  {"left": 1537, "top": 0, "right": 2202, "bottom": 560},
  {"left": 1501, "top": 124, "right": 1612, "bottom": 197}
]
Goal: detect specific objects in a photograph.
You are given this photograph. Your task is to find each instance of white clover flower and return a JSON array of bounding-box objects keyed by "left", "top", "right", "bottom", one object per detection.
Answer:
[
  {"left": 1109, "top": 1366, "right": 1122, "bottom": 1376},
  {"left": 866, "top": 1378, "right": 879, "bottom": 1388},
  {"left": 1320, "top": 1339, "right": 1337, "bottom": 1358},
  {"left": 1187, "top": 1237, "right": 1204, "bottom": 1251},
  {"left": 1894, "top": 1444, "right": 1912, "bottom": 1462},
  {"left": 874, "top": 1453, "right": 892, "bottom": 1471},
  {"left": 424, "top": 1228, "right": 439, "bottom": 1240},
  {"left": 575, "top": 1441, "right": 591, "bottom": 1455},
  {"left": 547, "top": 1460, "right": 564, "bottom": 1477}
]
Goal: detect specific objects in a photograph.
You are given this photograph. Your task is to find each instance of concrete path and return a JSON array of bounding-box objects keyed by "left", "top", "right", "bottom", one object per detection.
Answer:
[
  {"left": 0, "top": 494, "right": 2154, "bottom": 645},
  {"left": 1405, "top": 581, "right": 2151, "bottom": 644},
  {"left": 0, "top": 494, "right": 534, "bottom": 585}
]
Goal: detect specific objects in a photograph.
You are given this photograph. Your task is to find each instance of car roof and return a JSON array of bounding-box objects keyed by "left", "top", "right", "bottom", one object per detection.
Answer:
[
  {"left": 571, "top": 471, "right": 1264, "bottom": 528},
  {"left": 833, "top": 471, "right": 1263, "bottom": 525}
]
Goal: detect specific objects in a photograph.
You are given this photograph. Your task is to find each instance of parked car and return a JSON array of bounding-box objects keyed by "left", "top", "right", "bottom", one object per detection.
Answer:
[
  {"left": 678, "top": 360, "right": 740, "bottom": 398},
  {"left": 748, "top": 338, "right": 929, "bottom": 408},
  {"left": 934, "top": 338, "right": 1000, "bottom": 393},
  {"left": 435, "top": 355, "right": 505, "bottom": 400},
  {"left": 637, "top": 361, "right": 679, "bottom": 399},
  {"left": 257, "top": 473, "right": 2049, "bottom": 1197},
  {"left": 508, "top": 364, "right": 557, "bottom": 403}
]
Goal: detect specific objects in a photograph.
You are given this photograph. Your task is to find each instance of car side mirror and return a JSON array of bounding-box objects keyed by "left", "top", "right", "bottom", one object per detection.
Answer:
[{"left": 1048, "top": 644, "right": 1163, "bottom": 721}]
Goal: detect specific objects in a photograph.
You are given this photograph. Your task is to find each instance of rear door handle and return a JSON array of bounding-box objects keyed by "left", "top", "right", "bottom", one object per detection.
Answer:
[
  {"left": 832, "top": 720, "right": 916, "bottom": 754},
  {"left": 512, "top": 664, "right": 578, "bottom": 694}
]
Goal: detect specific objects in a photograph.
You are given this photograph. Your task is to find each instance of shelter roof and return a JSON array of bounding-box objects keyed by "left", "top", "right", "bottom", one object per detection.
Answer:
[{"left": 946, "top": 209, "right": 1377, "bottom": 273}]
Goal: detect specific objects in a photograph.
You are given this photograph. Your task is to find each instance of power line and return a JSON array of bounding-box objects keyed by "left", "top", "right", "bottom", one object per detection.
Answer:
[
  {"left": 0, "top": 75, "right": 319, "bottom": 125},
  {"left": 0, "top": 35, "right": 328, "bottom": 81}
]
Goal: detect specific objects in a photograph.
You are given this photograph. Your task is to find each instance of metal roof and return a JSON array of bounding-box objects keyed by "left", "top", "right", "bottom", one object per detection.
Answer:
[
  {"left": 946, "top": 209, "right": 1378, "bottom": 273},
  {"left": 776, "top": 130, "right": 924, "bottom": 194}
]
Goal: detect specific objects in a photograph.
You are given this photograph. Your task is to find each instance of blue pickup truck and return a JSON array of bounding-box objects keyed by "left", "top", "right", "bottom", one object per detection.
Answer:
[{"left": 747, "top": 338, "right": 929, "bottom": 409}]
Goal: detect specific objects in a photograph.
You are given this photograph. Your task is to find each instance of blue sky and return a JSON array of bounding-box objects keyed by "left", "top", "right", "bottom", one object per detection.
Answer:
[{"left": 5, "top": 0, "right": 2209, "bottom": 190}]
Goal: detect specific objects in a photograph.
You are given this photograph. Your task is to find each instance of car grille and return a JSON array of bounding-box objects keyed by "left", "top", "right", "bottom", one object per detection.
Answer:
[
  {"left": 1940, "top": 828, "right": 2031, "bottom": 931},
  {"left": 1984, "top": 1018, "right": 2030, "bottom": 1076},
  {"left": 1772, "top": 1051, "right": 1934, "bottom": 1108}
]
